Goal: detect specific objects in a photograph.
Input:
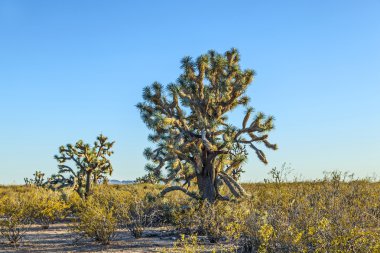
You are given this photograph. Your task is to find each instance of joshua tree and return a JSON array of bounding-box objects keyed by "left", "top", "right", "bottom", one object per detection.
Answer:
[
  {"left": 137, "top": 48, "right": 277, "bottom": 203},
  {"left": 52, "top": 134, "right": 114, "bottom": 198},
  {"left": 24, "top": 171, "right": 47, "bottom": 187},
  {"left": 136, "top": 172, "right": 160, "bottom": 184},
  {"left": 48, "top": 170, "right": 87, "bottom": 197}
]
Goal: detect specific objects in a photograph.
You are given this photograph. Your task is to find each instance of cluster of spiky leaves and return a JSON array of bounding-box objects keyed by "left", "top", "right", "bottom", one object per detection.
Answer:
[
  {"left": 137, "top": 48, "right": 277, "bottom": 200},
  {"left": 49, "top": 134, "right": 114, "bottom": 198}
]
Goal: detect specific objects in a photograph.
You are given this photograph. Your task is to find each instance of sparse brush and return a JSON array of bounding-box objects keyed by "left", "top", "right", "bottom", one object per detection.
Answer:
[
  {"left": 127, "top": 196, "right": 159, "bottom": 238},
  {"left": 174, "top": 200, "right": 249, "bottom": 243},
  {"left": 27, "top": 188, "right": 69, "bottom": 229},
  {"left": 0, "top": 192, "right": 32, "bottom": 245},
  {"left": 72, "top": 185, "right": 132, "bottom": 244},
  {"left": 74, "top": 199, "right": 117, "bottom": 245},
  {"left": 1, "top": 177, "right": 380, "bottom": 252}
]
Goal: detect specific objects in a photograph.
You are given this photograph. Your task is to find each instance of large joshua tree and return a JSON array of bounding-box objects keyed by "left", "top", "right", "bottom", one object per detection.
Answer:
[
  {"left": 52, "top": 134, "right": 114, "bottom": 198},
  {"left": 137, "top": 48, "right": 277, "bottom": 203}
]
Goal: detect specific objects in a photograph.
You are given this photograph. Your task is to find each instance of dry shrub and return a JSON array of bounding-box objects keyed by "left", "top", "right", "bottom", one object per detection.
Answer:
[
  {"left": 127, "top": 195, "right": 159, "bottom": 238},
  {"left": 27, "top": 188, "right": 69, "bottom": 229},
  {"left": 73, "top": 185, "right": 131, "bottom": 244},
  {"left": 174, "top": 200, "right": 249, "bottom": 243},
  {"left": 1, "top": 175, "right": 380, "bottom": 252},
  {"left": 75, "top": 200, "right": 117, "bottom": 245},
  {"left": 240, "top": 176, "right": 380, "bottom": 252},
  {"left": 60, "top": 188, "right": 84, "bottom": 217},
  {"left": 0, "top": 192, "right": 32, "bottom": 245}
]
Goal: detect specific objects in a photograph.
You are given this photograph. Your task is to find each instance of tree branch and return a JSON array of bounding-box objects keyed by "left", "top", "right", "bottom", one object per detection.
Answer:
[
  {"left": 220, "top": 172, "right": 249, "bottom": 197},
  {"left": 160, "top": 186, "right": 200, "bottom": 199}
]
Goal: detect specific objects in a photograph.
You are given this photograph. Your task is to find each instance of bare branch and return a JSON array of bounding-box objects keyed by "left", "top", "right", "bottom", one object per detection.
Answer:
[
  {"left": 220, "top": 172, "right": 249, "bottom": 197},
  {"left": 160, "top": 186, "right": 200, "bottom": 200}
]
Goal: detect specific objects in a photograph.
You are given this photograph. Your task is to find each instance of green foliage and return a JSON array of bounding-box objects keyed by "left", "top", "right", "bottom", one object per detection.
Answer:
[{"left": 137, "top": 48, "right": 277, "bottom": 202}]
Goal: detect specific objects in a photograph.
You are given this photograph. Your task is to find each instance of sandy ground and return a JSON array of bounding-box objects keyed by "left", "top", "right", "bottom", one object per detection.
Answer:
[{"left": 0, "top": 223, "right": 179, "bottom": 253}]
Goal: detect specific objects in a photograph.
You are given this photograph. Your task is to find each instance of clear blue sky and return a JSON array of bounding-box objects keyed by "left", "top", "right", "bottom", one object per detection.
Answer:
[{"left": 1, "top": 1, "right": 379, "bottom": 184}]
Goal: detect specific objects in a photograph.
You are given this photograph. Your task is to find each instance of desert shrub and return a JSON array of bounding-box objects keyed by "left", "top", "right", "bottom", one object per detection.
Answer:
[
  {"left": 0, "top": 192, "right": 32, "bottom": 245},
  {"left": 199, "top": 201, "right": 248, "bottom": 243},
  {"left": 75, "top": 186, "right": 163, "bottom": 239},
  {"left": 142, "top": 191, "right": 188, "bottom": 226},
  {"left": 239, "top": 178, "right": 380, "bottom": 252},
  {"left": 174, "top": 200, "right": 248, "bottom": 243},
  {"left": 173, "top": 202, "right": 198, "bottom": 235},
  {"left": 150, "top": 198, "right": 177, "bottom": 225},
  {"left": 165, "top": 234, "right": 240, "bottom": 253},
  {"left": 172, "top": 234, "right": 205, "bottom": 253},
  {"left": 127, "top": 195, "right": 159, "bottom": 238},
  {"left": 75, "top": 200, "right": 117, "bottom": 245},
  {"left": 73, "top": 185, "right": 132, "bottom": 244},
  {"left": 127, "top": 199, "right": 145, "bottom": 238},
  {"left": 1, "top": 175, "right": 380, "bottom": 252},
  {"left": 27, "top": 188, "right": 69, "bottom": 228},
  {"left": 90, "top": 185, "right": 132, "bottom": 225},
  {"left": 60, "top": 188, "right": 84, "bottom": 217}
]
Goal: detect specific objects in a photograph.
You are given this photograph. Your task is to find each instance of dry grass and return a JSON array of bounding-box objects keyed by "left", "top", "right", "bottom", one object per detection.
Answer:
[{"left": 1, "top": 175, "right": 380, "bottom": 252}]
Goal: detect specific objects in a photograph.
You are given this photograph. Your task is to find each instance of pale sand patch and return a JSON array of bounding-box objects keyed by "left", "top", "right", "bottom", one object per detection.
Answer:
[{"left": 0, "top": 223, "right": 177, "bottom": 252}]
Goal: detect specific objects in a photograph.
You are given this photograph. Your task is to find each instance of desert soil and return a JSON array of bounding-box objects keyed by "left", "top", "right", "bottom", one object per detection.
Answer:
[{"left": 0, "top": 223, "right": 180, "bottom": 253}]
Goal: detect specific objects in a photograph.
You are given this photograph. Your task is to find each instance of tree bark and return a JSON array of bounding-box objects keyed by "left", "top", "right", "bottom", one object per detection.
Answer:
[
  {"left": 197, "top": 173, "right": 217, "bottom": 203},
  {"left": 196, "top": 152, "right": 218, "bottom": 203},
  {"left": 85, "top": 171, "right": 91, "bottom": 198},
  {"left": 161, "top": 186, "right": 199, "bottom": 199}
]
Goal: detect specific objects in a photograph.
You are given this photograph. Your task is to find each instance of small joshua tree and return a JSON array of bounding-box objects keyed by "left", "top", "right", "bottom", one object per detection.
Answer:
[
  {"left": 136, "top": 172, "right": 160, "bottom": 184},
  {"left": 51, "top": 134, "right": 114, "bottom": 199},
  {"left": 24, "top": 171, "right": 47, "bottom": 187},
  {"left": 137, "top": 48, "right": 277, "bottom": 203}
]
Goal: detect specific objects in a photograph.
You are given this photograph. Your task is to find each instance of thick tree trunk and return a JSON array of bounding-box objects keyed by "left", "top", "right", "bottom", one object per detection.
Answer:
[
  {"left": 85, "top": 171, "right": 91, "bottom": 198},
  {"left": 197, "top": 161, "right": 217, "bottom": 202},
  {"left": 197, "top": 174, "right": 217, "bottom": 202}
]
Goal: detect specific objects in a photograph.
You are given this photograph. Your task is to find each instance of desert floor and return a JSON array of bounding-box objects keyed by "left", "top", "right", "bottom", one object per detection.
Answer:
[{"left": 0, "top": 223, "right": 184, "bottom": 252}]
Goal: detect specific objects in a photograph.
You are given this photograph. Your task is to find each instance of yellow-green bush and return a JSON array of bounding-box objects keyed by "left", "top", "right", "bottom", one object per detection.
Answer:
[
  {"left": 0, "top": 191, "right": 32, "bottom": 244},
  {"left": 1, "top": 178, "right": 380, "bottom": 252},
  {"left": 74, "top": 198, "right": 118, "bottom": 245},
  {"left": 73, "top": 185, "right": 132, "bottom": 244},
  {"left": 174, "top": 200, "right": 249, "bottom": 243},
  {"left": 240, "top": 180, "right": 380, "bottom": 252},
  {"left": 27, "top": 188, "right": 69, "bottom": 228},
  {"left": 60, "top": 187, "right": 84, "bottom": 217}
]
